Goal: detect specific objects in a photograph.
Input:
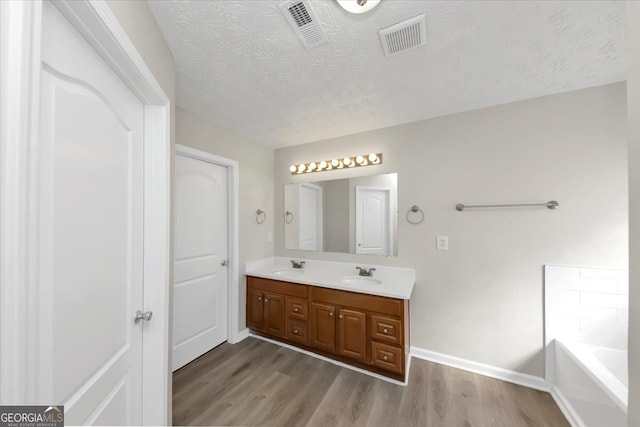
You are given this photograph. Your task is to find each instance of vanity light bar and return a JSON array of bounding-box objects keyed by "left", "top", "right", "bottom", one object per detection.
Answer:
[{"left": 289, "top": 153, "right": 382, "bottom": 175}]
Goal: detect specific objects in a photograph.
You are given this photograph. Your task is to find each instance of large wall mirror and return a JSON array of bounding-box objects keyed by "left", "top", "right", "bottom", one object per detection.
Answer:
[{"left": 284, "top": 173, "right": 398, "bottom": 256}]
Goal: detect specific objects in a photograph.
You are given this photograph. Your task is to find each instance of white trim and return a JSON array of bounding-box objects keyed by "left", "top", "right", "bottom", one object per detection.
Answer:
[
  {"left": 236, "top": 328, "right": 251, "bottom": 342},
  {"left": 0, "top": 0, "right": 43, "bottom": 404},
  {"left": 175, "top": 144, "right": 241, "bottom": 344},
  {"left": 250, "top": 333, "right": 407, "bottom": 386},
  {"left": 0, "top": 1, "right": 171, "bottom": 424},
  {"left": 411, "top": 346, "right": 551, "bottom": 392},
  {"left": 549, "top": 386, "right": 584, "bottom": 427}
]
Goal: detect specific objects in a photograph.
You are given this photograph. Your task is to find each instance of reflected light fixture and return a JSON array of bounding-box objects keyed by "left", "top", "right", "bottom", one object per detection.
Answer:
[
  {"left": 289, "top": 153, "right": 382, "bottom": 175},
  {"left": 337, "top": 0, "right": 382, "bottom": 14}
]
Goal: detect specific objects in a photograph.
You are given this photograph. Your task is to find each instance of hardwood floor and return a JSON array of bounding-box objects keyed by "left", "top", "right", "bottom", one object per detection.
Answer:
[{"left": 172, "top": 338, "right": 569, "bottom": 427}]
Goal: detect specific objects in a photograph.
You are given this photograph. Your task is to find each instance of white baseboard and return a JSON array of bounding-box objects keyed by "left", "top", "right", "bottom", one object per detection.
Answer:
[
  {"left": 250, "top": 333, "right": 408, "bottom": 386},
  {"left": 549, "top": 385, "right": 584, "bottom": 427},
  {"left": 410, "top": 346, "right": 550, "bottom": 392}
]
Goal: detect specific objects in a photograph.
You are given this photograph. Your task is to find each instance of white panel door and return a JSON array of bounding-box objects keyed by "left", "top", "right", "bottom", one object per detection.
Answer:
[
  {"left": 37, "top": 2, "right": 144, "bottom": 425},
  {"left": 173, "top": 154, "right": 228, "bottom": 371},
  {"left": 299, "top": 183, "right": 323, "bottom": 251},
  {"left": 355, "top": 187, "right": 391, "bottom": 255}
]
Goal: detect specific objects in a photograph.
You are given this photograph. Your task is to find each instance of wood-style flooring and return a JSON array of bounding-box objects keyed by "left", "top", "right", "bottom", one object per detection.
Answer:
[{"left": 172, "top": 337, "right": 569, "bottom": 427}]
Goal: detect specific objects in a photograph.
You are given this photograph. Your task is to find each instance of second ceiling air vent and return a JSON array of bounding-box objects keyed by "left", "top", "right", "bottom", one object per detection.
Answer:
[
  {"left": 280, "top": 0, "right": 328, "bottom": 49},
  {"left": 379, "top": 14, "right": 427, "bottom": 57}
]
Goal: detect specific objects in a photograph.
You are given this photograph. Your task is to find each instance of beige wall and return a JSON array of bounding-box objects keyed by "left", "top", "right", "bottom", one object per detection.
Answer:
[
  {"left": 628, "top": 1, "right": 640, "bottom": 424},
  {"left": 176, "top": 107, "right": 275, "bottom": 330},
  {"left": 275, "top": 83, "right": 628, "bottom": 377}
]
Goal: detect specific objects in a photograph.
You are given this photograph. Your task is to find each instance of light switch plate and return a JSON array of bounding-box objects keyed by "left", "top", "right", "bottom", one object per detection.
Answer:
[{"left": 437, "top": 235, "right": 448, "bottom": 250}]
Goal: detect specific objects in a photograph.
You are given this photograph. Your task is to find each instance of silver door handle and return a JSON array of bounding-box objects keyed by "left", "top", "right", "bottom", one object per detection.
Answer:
[
  {"left": 135, "top": 310, "right": 153, "bottom": 323},
  {"left": 221, "top": 260, "right": 228, "bottom": 266}
]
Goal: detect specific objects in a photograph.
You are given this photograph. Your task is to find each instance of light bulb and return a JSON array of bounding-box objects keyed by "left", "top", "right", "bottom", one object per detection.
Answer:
[
  {"left": 298, "top": 164, "right": 305, "bottom": 173},
  {"left": 356, "top": 155, "right": 364, "bottom": 164},
  {"left": 289, "top": 165, "right": 297, "bottom": 173},
  {"left": 331, "top": 159, "right": 339, "bottom": 167},
  {"left": 309, "top": 162, "right": 317, "bottom": 170},
  {"left": 343, "top": 157, "right": 352, "bottom": 166},
  {"left": 320, "top": 160, "right": 327, "bottom": 169},
  {"left": 368, "top": 153, "right": 378, "bottom": 162},
  {"left": 337, "top": 0, "right": 382, "bottom": 14}
]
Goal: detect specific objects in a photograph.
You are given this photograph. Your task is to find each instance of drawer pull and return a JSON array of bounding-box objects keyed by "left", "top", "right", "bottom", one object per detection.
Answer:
[
  {"left": 383, "top": 355, "right": 388, "bottom": 361},
  {"left": 294, "top": 308, "right": 299, "bottom": 312},
  {"left": 293, "top": 329, "right": 298, "bottom": 335},
  {"left": 383, "top": 328, "right": 388, "bottom": 334}
]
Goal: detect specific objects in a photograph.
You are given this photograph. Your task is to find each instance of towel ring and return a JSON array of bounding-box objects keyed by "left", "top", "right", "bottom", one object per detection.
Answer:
[
  {"left": 285, "top": 210, "right": 294, "bottom": 224},
  {"left": 256, "top": 209, "right": 266, "bottom": 224},
  {"left": 406, "top": 205, "right": 424, "bottom": 224}
]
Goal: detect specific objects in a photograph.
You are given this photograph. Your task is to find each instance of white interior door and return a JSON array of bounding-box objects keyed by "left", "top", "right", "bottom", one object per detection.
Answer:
[
  {"left": 173, "top": 154, "right": 229, "bottom": 371},
  {"left": 299, "top": 183, "right": 323, "bottom": 251},
  {"left": 355, "top": 186, "right": 391, "bottom": 255},
  {"left": 36, "top": 2, "right": 144, "bottom": 424}
]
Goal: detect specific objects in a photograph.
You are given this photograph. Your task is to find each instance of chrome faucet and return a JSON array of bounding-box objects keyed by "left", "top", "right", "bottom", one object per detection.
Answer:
[
  {"left": 356, "top": 266, "right": 376, "bottom": 277},
  {"left": 290, "top": 260, "right": 306, "bottom": 269}
]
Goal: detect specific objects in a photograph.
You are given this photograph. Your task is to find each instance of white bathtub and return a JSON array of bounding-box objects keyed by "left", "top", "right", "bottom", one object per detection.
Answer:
[{"left": 551, "top": 339, "right": 627, "bottom": 427}]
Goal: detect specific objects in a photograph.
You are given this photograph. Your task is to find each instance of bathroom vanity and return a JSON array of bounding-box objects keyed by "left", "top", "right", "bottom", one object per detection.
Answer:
[{"left": 245, "top": 258, "right": 414, "bottom": 382}]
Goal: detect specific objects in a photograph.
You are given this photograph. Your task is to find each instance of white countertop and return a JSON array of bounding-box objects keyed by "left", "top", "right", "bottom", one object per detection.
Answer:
[{"left": 244, "top": 257, "right": 415, "bottom": 300}]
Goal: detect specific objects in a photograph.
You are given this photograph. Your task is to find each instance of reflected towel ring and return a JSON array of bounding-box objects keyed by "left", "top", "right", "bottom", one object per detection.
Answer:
[
  {"left": 285, "top": 210, "right": 294, "bottom": 224},
  {"left": 256, "top": 209, "right": 266, "bottom": 224},
  {"left": 406, "top": 205, "right": 424, "bottom": 224}
]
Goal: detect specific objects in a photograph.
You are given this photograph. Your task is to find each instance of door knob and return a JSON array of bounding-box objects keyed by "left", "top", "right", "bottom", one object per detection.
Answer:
[
  {"left": 134, "top": 310, "right": 153, "bottom": 323},
  {"left": 221, "top": 260, "right": 228, "bottom": 266}
]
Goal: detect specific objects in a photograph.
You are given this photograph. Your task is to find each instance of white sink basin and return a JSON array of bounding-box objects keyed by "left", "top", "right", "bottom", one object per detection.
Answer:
[
  {"left": 340, "top": 276, "right": 382, "bottom": 286},
  {"left": 271, "top": 268, "right": 304, "bottom": 276}
]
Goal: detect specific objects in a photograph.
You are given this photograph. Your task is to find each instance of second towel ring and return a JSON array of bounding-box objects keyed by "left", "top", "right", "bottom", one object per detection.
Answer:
[
  {"left": 406, "top": 205, "right": 424, "bottom": 224},
  {"left": 285, "top": 210, "right": 294, "bottom": 224},
  {"left": 256, "top": 209, "right": 266, "bottom": 224}
]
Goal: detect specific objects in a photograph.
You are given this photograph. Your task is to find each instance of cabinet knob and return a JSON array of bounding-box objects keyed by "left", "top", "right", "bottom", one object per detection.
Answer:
[
  {"left": 264, "top": 298, "right": 269, "bottom": 302},
  {"left": 383, "top": 355, "right": 388, "bottom": 361},
  {"left": 339, "top": 314, "right": 343, "bottom": 319},
  {"left": 294, "top": 308, "right": 299, "bottom": 312},
  {"left": 383, "top": 328, "right": 388, "bottom": 334},
  {"left": 329, "top": 312, "right": 334, "bottom": 317},
  {"left": 257, "top": 296, "right": 262, "bottom": 301}
]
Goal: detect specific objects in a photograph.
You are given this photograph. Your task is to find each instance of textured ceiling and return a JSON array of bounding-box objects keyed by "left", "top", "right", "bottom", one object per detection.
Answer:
[{"left": 148, "top": 0, "right": 626, "bottom": 149}]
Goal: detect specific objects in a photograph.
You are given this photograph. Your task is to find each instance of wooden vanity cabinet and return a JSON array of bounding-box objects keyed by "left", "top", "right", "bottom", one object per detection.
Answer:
[{"left": 247, "top": 276, "right": 409, "bottom": 381}]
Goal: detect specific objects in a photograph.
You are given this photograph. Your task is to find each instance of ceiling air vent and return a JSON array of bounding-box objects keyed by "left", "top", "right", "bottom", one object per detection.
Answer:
[
  {"left": 280, "top": 0, "right": 327, "bottom": 49},
  {"left": 379, "top": 14, "right": 427, "bottom": 57}
]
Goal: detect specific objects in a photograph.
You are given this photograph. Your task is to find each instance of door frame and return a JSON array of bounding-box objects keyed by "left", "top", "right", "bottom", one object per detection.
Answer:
[
  {"left": 0, "top": 1, "right": 171, "bottom": 424},
  {"left": 174, "top": 144, "right": 241, "bottom": 345}
]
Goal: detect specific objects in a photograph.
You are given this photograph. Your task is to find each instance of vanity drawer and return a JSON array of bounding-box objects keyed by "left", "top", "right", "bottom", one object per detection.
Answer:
[
  {"left": 286, "top": 297, "right": 308, "bottom": 320},
  {"left": 247, "top": 276, "right": 308, "bottom": 298},
  {"left": 311, "top": 286, "right": 402, "bottom": 317},
  {"left": 285, "top": 318, "right": 309, "bottom": 345},
  {"left": 370, "top": 314, "right": 402, "bottom": 346},
  {"left": 371, "top": 341, "right": 402, "bottom": 374}
]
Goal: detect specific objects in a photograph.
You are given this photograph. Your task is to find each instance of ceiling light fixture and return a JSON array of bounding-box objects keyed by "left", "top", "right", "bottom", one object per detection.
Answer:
[{"left": 336, "top": 0, "right": 381, "bottom": 14}]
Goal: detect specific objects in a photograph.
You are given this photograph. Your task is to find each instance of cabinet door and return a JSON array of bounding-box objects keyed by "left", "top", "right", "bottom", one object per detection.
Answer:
[
  {"left": 311, "top": 303, "right": 336, "bottom": 353},
  {"left": 264, "top": 293, "right": 285, "bottom": 337},
  {"left": 337, "top": 308, "right": 367, "bottom": 362},
  {"left": 247, "top": 288, "right": 264, "bottom": 330}
]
